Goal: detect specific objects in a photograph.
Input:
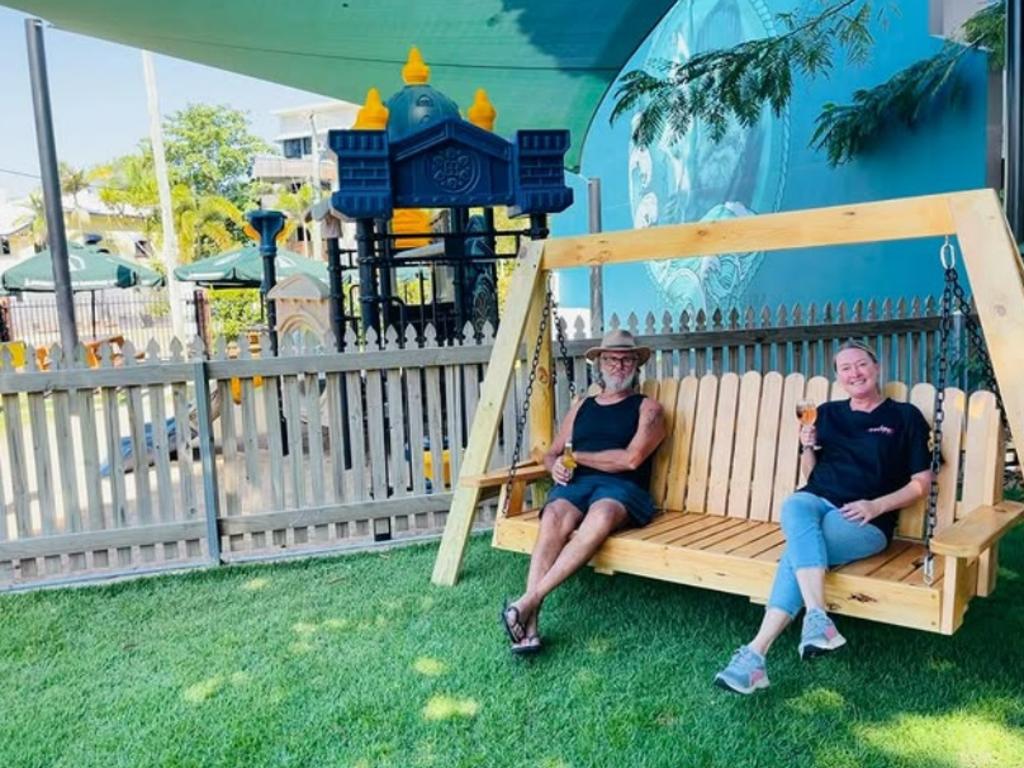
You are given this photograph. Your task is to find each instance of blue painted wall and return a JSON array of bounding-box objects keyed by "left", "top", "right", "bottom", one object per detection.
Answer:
[{"left": 551, "top": 0, "right": 989, "bottom": 321}]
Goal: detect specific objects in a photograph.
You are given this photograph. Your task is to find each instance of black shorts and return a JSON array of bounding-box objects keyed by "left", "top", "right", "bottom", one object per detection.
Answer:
[{"left": 544, "top": 474, "right": 655, "bottom": 526}]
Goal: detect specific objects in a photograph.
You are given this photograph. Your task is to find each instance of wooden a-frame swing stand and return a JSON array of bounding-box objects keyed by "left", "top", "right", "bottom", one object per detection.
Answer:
[{"left": 431, "top": 189, "right": 1024, "bottom": 635}]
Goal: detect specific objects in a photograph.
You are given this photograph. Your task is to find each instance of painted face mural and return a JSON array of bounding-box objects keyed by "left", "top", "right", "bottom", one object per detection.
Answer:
[{"left": 628, "top": 0, "right": 789, "bottom": 314}]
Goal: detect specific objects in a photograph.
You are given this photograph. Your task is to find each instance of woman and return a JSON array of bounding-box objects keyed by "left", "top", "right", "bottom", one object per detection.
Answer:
[{"left": 715, "top": 340, "right": 933, "bottom": 694}]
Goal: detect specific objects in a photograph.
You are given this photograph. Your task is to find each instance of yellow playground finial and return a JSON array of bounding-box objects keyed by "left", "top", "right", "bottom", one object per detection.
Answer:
[
  {"left": 467, "top": 88, "right": 497, "bottom": 132},
  {"left": 402, "top": 46, "right": 430, "bottom": 85},
  {"left": 354, "top": 87, "right": 389, "bottom": 130}
]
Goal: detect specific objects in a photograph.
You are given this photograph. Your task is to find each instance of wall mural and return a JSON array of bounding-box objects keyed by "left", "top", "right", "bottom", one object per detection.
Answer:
[{"left": 628, "top": 0, "right": 790, "bottom": 314}]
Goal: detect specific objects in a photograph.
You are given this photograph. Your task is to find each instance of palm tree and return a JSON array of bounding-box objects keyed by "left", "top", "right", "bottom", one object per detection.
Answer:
[
  {"left": 171, "top": 184, "right": 245, "bottom": 264},
  {"left": 93, "top": 152, "right": 246, "bottom": 264},
  {"left": 58, "top": 162, "right": 92, "bottom": 234},
  {"left": 24, "top": 192, "right": 48, "bottom": 250},
  {"left": 269, "top": 184, "right": 313, "bottom": 257}
]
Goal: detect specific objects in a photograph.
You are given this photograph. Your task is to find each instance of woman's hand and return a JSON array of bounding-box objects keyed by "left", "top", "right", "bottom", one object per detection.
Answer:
[
  {"left": 840, "top": 499, "right": 880, "bottom": 525},
  {"left": 799, "top": 425, "right": 817, "bottom": 449},
  {"left": 551, "top": 457, "right": 574, "bottom": 486}
]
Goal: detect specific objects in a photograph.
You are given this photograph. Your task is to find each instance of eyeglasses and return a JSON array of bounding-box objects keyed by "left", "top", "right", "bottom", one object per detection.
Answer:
[{"left": 600, "top": 354, "right": 637, "bottom": 368}]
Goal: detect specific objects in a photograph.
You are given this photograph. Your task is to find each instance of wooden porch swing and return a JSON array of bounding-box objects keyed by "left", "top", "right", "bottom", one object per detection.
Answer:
[{"left": 431, "top": 190, "right": 1024, "bottom": 635}]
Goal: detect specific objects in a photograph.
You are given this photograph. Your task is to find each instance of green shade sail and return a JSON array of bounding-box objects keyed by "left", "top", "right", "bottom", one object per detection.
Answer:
[
  {"left": 0, "top": 243, "right": 164, "bottom": 292},
  {"left": 173, "top": 245, "right": 327, "bottom": 287},
  {"left": 2, "top": 0, "right": 675, "bottom": 169}
]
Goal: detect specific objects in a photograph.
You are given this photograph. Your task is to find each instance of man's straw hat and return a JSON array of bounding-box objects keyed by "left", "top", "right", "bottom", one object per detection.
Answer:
[{"left": 584, "top": 329, "right": 651, "bottom": 366}]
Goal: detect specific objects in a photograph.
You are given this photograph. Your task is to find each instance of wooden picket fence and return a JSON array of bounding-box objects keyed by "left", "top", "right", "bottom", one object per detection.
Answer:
[{"left": 0, "top": 295, "right": 979, "bottom": 589}]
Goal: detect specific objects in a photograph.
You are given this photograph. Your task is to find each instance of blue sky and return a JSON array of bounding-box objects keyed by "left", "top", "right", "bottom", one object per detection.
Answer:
[{"left": 0, "top": 7, "right": 329, "bottom": 199}]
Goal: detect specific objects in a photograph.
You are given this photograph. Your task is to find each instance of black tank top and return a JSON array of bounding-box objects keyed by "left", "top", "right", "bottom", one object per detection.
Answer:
[{"left": 571, "top": 393, "right": 652, "bottom": 488}]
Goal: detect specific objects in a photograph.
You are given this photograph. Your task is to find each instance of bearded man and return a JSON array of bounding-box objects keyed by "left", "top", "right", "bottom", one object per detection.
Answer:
[{"left": 500, "top": 329, "right": 666, "bottom": 654}]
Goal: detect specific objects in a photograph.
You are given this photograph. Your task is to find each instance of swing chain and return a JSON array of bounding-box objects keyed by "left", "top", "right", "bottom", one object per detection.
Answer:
[
  {"left": 948, "top": 274, "right": 1006, "bottom": 421},
  {"left": 923, "top": 243, "right": 955, "bottom": 584},
  {"left": 923, "top": 237, "right": 1008, "bottom": 585},
  {"left": 500, "top": 280, "right": 555, "bottom": 517}
]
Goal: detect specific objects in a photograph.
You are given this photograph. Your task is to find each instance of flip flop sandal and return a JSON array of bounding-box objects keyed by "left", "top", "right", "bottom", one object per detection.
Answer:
[
  {"left": 500, "top": 600, "right": 526, "bottom": 644},
  {"left": 511, "top": 635, "right": 543, "bottom": 656}
]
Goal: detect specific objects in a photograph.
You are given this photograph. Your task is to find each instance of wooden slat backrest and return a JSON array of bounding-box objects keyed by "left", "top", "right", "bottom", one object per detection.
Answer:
[
  {"left": 684, "top": 375, "right": 718, "bottom": 513},
  {"left": 649, "top": 374, "right": 994, "bottom": 540},
  {"left": 648, "top": 378, "right": 679, "bottom": 509},
  {"left": 771, "top": 373, "right": 806, "bottom": 521},
  {"left": 749, "top": 372, "right": 783, "bottom": 521},
  {"left": 707, "top": 373, "right": 740, "bottom": 515},
  {"left": 726, "top": 371, "right": 762, "bottom": 519}
]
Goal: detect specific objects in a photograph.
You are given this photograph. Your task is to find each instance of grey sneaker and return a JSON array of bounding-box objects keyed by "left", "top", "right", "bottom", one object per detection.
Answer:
[
  {"left": 799, "top": 608, "right": 846, "bottom": 660},
  {"left": 714, "top": 645, "right": 770, "bottom": 695}
]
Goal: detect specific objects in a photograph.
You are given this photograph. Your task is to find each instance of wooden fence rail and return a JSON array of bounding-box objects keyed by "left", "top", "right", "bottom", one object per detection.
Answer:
[{"left": 0, "top": 294, "right": 980, "bottom": 589}]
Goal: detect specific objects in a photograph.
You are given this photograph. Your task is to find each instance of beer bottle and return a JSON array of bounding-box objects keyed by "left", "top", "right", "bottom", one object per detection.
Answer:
[{"left": 562, "top": 441, "right": 577, "bottom": 470}]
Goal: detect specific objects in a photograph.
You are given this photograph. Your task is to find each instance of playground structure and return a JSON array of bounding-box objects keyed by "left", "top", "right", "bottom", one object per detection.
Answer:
[
  {"left": 318, "top": 47, "right": 573, "bottom": 348},
  {"left": 435, "top": 190, "right": 1024, "bottom": 636}
]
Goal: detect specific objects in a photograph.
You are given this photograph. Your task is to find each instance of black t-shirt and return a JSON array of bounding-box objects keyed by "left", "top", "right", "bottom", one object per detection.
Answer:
[{"left": 800, "top": 398, "right": 931, "bottom": 541}]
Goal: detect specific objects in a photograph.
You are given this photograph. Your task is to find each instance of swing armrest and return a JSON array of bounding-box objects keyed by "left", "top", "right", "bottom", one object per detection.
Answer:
[
  {"left": 929, "top": 501, "right": 1024, "bottom": 558},
  {"left": 461, "top": 462, "right": 549, "bottom": 489}
]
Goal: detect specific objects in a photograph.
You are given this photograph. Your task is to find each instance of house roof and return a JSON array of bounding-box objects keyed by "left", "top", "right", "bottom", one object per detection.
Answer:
[{"left": 0, "top": 200, "right": 33, "bottom": 238}]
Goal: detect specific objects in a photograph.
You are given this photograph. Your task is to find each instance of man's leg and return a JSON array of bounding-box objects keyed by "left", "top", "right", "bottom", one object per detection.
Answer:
[
  {"left": 511, "top": 499, "right": 629, "bottom": 623},
  {"left": 519, "top": 500, "right": 583, "bottom": 642}
]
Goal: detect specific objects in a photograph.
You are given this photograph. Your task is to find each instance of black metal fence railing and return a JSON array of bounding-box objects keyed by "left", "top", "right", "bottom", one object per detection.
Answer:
[{"left": 0, "top": 290, "right": 199, "bottom": 352}]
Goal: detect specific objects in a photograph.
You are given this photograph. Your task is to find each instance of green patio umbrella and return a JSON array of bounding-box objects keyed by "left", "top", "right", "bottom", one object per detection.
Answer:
[
  {"left": 0, "top": 243, "right": 164, "bottom": 340},
  {"left": 0, "top": 243, "right": 164, "bottom": 292},
  {"left": 173, "top": 245, "right": 329, "bottom": 288}
]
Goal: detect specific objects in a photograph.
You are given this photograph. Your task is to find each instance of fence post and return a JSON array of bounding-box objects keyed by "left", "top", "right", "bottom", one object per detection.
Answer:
[{"left": 192, "top": 359, "right": 222, "bottom": 564}]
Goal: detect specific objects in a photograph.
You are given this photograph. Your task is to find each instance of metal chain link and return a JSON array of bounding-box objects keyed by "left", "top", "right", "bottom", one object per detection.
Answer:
[
  {"left": 923, "top": 238, "right": 1010, "bottom": 584},
  {"left": 948, "top": 274, "right": 1009, "bottom": 429},
  {"left": 500, "top": 281, "right": 555, "bottom": 517},
  {"left": 923, "top": 260, "right": 955, "bottom": 584}
]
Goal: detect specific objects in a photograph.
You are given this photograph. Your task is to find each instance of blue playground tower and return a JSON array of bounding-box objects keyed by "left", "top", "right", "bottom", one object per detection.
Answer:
[{"left": 326, "top": 47, "right": 573, "bottom": 344}]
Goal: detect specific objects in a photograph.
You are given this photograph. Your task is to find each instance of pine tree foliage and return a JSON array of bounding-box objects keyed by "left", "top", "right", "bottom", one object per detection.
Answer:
[{"left": 614, "top": 1, "right": 1005, "bottom": 166}]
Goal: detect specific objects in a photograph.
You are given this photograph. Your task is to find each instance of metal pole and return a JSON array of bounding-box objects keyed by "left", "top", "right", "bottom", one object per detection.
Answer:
[
  {"left": 247, "top": 210, "right": 285, "bottom": 353},
  {"left": 308, "top": 112, "right": 323, "bottom": 259},
  {"left": 246, "top": 209, "right": 289, "bottom": 454},
  {"left": 588, "top": 177, "right": 604, "bottom": 335},
  {"left": 0, "top": 298, "right": 10, "bottom": 343},
  {"left": 326, "top": 237, "right": 345, "bottom": 349},
  {"left": 193, "top": 288, "right": 211, "bottom": 351},
  {"left": 356, "top": 218, "right": 378, "bottom": 335},
  {"left": 25, "top": 18, "right": 77, "bottom": 354},
  {"left": 450, "top": 207, "right": 466, "bottom": 343},
  {"left": 192, "top": 359, "right": 223, "bottom": 564},
  {"left": 1006, "top": 0, "right": 1023, "bottom": 244}
]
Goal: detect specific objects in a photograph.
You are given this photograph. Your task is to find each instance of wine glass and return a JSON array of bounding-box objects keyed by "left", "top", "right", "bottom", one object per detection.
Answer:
[{"left": 796, "top": 399, "right": 820, "bottom": 451}]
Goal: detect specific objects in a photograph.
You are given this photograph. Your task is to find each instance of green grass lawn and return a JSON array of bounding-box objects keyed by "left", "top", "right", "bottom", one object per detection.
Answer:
[{"left": 2, "top": 526, "right": 1023, "bottom": 768}]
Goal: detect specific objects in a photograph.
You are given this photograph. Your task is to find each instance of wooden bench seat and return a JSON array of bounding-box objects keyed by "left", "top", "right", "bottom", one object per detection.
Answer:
[{"left": 485, "top": 372, "right": 1023, "bottom": 634}]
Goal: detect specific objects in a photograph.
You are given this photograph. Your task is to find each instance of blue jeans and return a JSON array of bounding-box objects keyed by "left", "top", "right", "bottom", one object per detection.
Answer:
[{"left": 767, "top": 492, "right": 888, "bottom": 617}]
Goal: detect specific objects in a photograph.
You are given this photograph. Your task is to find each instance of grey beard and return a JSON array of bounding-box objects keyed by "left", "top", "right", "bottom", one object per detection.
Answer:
[{"left": 603, "top": 374, "right": 634, "bottom": 394}]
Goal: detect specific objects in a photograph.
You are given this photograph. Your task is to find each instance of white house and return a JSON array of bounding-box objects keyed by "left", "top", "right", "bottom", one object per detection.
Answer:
[{"left": 252, "top": 100, "right": 360, "bottom": 189}]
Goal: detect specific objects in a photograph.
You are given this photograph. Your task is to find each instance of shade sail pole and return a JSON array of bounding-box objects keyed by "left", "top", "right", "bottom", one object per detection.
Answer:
[
  {"left": 25, "top": 18, "right": 77, "bottom": 354},
  {"left": 143, "top": 50, "right": 187, "bottom": 341}
]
